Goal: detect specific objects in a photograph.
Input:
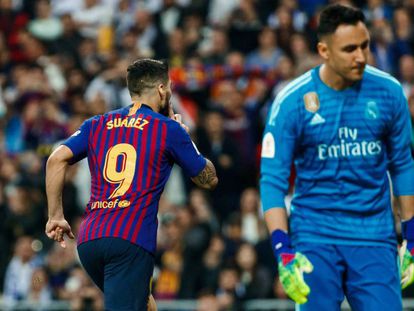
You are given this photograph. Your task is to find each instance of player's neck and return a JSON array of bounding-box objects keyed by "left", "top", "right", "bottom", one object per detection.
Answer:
[
  {"left": 131, "top": 95, "right": 160, "bottom": 113},
  {"left": 319, "top": 64, "right": 353, "bottom": 91}
]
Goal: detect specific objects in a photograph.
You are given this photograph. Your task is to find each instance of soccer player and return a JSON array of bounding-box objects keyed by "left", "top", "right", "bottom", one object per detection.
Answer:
[
  {"left": 260, "top": 4, "right": 414, "bottom": 311},
  {"left": 45, "top": 59, "right": 218, "bottom": 310}
]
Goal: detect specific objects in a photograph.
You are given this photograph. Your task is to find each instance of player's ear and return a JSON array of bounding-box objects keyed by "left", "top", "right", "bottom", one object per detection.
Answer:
[
  {"left": 317, "top": 41, "right": 329, "bottom": 61},
  {"left": 157, "top": 83, "right": 166, "bottom": 99}
]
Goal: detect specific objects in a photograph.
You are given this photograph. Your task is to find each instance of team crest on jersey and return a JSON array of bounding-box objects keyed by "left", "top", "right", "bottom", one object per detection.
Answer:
[
  {"left": 303, "top": 92, "right": 320, "bottom": 113},
  {"left": 365, "top": 101, "right": 379, "bottom": 120}
]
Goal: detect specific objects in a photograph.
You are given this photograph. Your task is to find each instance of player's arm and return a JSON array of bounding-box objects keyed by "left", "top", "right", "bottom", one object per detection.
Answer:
[
  {"left": 385, "top": 86, "right": 414, "bottom": 288},
  {"left": 45, "top": 145, "right": 75, "bottom": 248},
  {"left": 167, "top": 114, "right": 218, "bottom": 191},
  {"left": 45, "top": 118, "right": 91, "bottom": 248},
  {"left": 190, "top": 159, "right": 218, "bottom": 190},
  {"left": 260, "top": 95, "right": 313, "bottom": 304}
]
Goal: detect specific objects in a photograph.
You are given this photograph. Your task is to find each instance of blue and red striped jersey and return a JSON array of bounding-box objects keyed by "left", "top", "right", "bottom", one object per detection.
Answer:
[{"left": 63, "top": 104, "right": 206, "bottom": 254}]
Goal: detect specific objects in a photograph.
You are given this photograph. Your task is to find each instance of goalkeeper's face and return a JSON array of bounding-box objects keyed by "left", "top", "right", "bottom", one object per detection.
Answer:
[{"left": 318, "top": 21, "right": 370, "bottom": 83}]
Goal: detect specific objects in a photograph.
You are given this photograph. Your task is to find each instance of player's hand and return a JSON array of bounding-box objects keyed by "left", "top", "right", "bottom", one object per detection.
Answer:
[
  {"left": 45, "top": 218, "right": 75, "bottom": 249},
  {"left": 271, "top": 229, "right": 313, "bottom": 304},
  {"left": 172, "top": 113, "right": 190, "bottom": 133},
  {"left": 401, "top": 217, "right": 414, "bottom": 289},
  {"left": 278, "top": 252, "right": 313, "bottom": 304},
  {"left": 147, "top": 294, "right": 157, "bottom": 311},
  {"left": 400, "top": 240, "right": 414, "bottom": 289}
]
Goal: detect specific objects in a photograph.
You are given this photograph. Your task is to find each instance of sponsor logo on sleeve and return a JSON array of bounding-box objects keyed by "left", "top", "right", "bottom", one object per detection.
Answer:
[{"left": 261, "top": 132, "right": 275, "bottom": 158}]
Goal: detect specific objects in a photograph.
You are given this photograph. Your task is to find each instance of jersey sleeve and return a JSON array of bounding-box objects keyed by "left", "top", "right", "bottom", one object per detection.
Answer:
[
  {"left": 62, "top": 118, "right": 92, "bottom": 164},
  {"left": 260, "top": 94, "right": 300, "bottom": 211},
  {"left": 386, "top": 86, "right": 414, "bottom": 196},
  {"left": 166, "top": 121, "right": 206, "bottom": 177}
]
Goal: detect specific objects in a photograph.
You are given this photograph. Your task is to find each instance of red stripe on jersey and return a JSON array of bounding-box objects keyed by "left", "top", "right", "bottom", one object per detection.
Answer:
[
  {"left": 122, "top": 119, "right": 160, "bottom": 240},
  {"left": 137, "top": 115, "right": 152, "bottom": 191},
  {"left": 131, "top": 122, "right": 167, "bottom": 242}
]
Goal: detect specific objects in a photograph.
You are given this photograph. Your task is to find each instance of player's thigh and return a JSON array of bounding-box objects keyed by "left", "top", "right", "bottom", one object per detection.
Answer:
[
  {"left": 103, "top": 238, "right": 154, "bottom": 311},
  {"left": 77, "top": 240, "right": 105, "bottom": 291},
  {"left": 341, "top": 245, "right": 402, "bottom": 311},
  {"left": 295, "top": 243, "right": 345, "bottom": 311}
]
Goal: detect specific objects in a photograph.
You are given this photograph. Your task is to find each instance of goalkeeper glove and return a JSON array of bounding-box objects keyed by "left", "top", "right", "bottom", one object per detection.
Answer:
[
  {"left": 271, "top": 230, "right": 313, "bottom": 304},
  {"left": 400, "top": 217, "right": 414, "bottom": 289}
]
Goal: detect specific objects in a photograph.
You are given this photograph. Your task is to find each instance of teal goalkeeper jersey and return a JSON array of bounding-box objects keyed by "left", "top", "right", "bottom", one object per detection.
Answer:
[{"left": 260, "top": 65, "right": 414, "bottom": 248}]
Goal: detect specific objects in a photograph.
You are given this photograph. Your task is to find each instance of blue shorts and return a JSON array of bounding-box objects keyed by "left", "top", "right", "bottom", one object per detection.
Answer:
[
  {"left": 77, "top": 238, "right": 154, "bottom": 311},
  {"left": 295, "top": 243, "right": 401, "bottom": 311}
]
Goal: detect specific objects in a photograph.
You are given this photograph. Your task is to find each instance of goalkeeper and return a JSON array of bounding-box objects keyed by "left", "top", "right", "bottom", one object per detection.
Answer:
[{"left": 260, "top": 4, "right": 414, "bottom": 311}]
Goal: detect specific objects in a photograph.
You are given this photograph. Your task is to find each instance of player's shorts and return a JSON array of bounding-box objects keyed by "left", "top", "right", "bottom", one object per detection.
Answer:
[
  {"left": 77, "top": 237, "right": 154, "bottom": 311},
  {"left": 295, "top": 243, "right": 401, "bottom": 311}
]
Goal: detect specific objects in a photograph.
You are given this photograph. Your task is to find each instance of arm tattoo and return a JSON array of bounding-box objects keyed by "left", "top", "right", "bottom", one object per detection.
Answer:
[{"left": 192, "top": 159, "right": 218, "bottom": 189}]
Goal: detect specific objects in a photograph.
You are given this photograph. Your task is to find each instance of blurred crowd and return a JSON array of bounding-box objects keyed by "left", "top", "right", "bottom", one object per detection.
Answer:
[{"left": 0, "top": 0, "right": 414, "bottom": 310}]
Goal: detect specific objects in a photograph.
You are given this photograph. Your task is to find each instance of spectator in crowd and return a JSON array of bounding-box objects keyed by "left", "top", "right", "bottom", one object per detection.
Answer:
[
  {"left": 3, "top": 236, "right": 42, "bottom": 305},
  {"left": 201, "top": 234, "right": 226, "bottom": 291},
  {"left": 235, "top": 242, "right": 273, "bottom": 299},
  {"left": 289, "top": 32, "right": 321, "bottom": 75},
  {"left": 197, "top": 108, "right": 241, "bottom": 221},
  {"left": 370, "top": 19, "right": 394, "bottom": 73},
  {"left": 246, "top": 27, "right": 284, "bottom": 71},
  {"left": 196, "top": 288, "right": 220, "bottom": 311},
  {"left": 216, "top": 263, "right": 243, "bottom": 311},
  {"left": 71, "top": 0, "right": 113, "bottom": 39},
  {"left": 45, "top": 240, "right": 78, "bottom": 298},
  {"left": 63, "top": 266, "right": 103, "bottom": 311},
  {"left": 154, "top": 213, "right": 184, "bottom": 300},
  {"left": 28, "top": 0, "right": 63, "bottom": 42},
  {"left": 390, "top": 7, "right": 413, "bottom": 74},
  {"left": 399, "top": 54, "right": 414, "bottom": 98},
  {"left": 27, "top": 266, "right": 52, "bottom": 307},
  {"left": 239, "top": 187, "right": 266, "bottom": 245}
]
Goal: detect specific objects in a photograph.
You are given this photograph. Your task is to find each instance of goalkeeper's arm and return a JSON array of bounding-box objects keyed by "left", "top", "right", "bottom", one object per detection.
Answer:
[
  {"left": 397, "top": 195, "right": 414, "bottom": 289},
  {"left": 264, "top": 208, "right": 313, "bottom": 304}
]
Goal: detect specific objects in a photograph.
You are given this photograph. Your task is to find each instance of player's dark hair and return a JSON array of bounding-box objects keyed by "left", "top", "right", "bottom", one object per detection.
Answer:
[
  {"left": 126, "top": 58, "right": 169, "bottom": 96},
  {"left": 317, "top": 4, "right": 365, "bottom": 40}
]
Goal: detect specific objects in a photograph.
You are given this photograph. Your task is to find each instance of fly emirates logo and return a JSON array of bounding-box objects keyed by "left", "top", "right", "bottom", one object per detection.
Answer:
[{"left": 318, "top": 127, "right": 382, "bottom": 160}]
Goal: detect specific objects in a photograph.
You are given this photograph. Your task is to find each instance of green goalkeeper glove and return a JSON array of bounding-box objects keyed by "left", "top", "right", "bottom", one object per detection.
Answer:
[
  {"left": 400, "top": 217, "right": 414, "bottom": 289},
  {"left": 271, "top": 230, "right": 314, "bottom": 304}
]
